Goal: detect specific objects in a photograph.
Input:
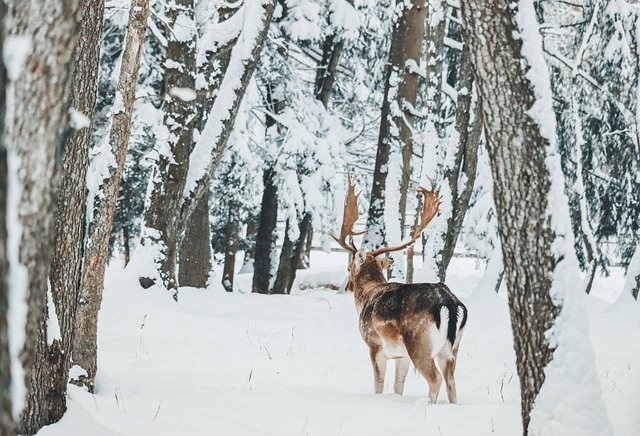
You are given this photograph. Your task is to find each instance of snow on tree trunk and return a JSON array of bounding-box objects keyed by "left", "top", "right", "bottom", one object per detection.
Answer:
[
  {"left": 418, "top": 0, "right": 447, "bottom": 281},
  {"left": 0, "top": 2, "right": 12, "bottom": 433},
  {"left": 74, "top": 0, "right": 149, "bottom": 393},
  {"left": 623, "top": 246, "right": 640, "bottom": 300},
  {"left": 139, "top": 0, "right": 197, "bottom": 297},
  {"left": 4, "top": 0, "right": 83, "bottom": 432},
  {"left": 179, "top": 0, "right": 277, "bottom": 240},
  {"left": 50, "top": 0, "right": 105, "bottom": 402},
  {"left": 460, "top": 0, "right": 612, "bottom": 434}
]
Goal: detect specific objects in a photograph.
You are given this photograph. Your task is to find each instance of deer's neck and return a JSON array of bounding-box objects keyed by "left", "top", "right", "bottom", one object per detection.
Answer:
[{"left": 353, "top": 266, "right": 387, "bottom": 314}]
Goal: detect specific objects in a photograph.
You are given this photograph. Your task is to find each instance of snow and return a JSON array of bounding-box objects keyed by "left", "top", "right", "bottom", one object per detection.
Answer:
[
  {"left": 168, "top": 87, "right": 197, "bottom": 102},
  {"left": 69, "top": 107, "right": 91, "bottom": 130},
  {"left": 46, "top": 283, "right": 62, "bottom": 346},
  {"left": 33, "top": 253, "right": 640, "bottom": 436},
  {"left": 6, "top": 149, "right": 28, "bottom": 419},
  {"left": 3, "top": 35, "right": 33, "bottom": 81}
]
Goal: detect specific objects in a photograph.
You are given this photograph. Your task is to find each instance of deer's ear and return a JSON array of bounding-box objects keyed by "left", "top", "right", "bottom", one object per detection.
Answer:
[
  {"left": 380, "top": 256, "right": 394, "bottom": 270},
  {"left": 354, "top": 249, "right": 367, "bottom": 269}
]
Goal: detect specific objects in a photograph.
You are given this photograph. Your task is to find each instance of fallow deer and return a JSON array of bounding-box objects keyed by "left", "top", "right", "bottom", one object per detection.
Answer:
[{"left": 330, "top": 174, "right": 467, "bottom": 404}]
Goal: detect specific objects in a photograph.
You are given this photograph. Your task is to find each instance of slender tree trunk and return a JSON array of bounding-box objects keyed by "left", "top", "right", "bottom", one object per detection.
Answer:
[
  {"left": 315, "top": 35, "right": 344, "bottom": 108},
  {"left": 140, "top": 0, "right": 196, "bottom": 297},
  {"left": 437, "top": 43, "right": 482, "bottom": 281},
  {"left": 178, "top": 192, "right": 211, "bottom": 288},
  {"left": 398, "top": 0, "right": 426, "bottom": 238},
  {"left": 0, "top": 2, "right": 13, "bottom": 432},
  {"left": 272, "top": 220, "right": 295, "bottom": 295},
  {"left": 460, "top": 1, "right": 586, "bottom": 432},
  {"left": 222, "top": 205, "right": 238, "bottom": 292},
  {"left": 363, "top": 3, "right": 409, "bottom": 249},
  {"left": 49, "top": 0, "right": 105, "bottom": 406},
  {"left": 5, "top": 1, "right": 82, "bottom": 433},
  {"left": 73, "top": 0, "right": 149, "bottom": 393},
  {"left": 242, "top": 220, "right": 257, "bottom": 270},
  {"left": 252, "top": 167, "right": 279, "bottom": 294}
]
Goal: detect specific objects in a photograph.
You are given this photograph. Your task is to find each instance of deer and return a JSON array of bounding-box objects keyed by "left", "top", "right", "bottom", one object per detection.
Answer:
[{"left": 330, "top": 173, "right": 467, "bottom": 404}]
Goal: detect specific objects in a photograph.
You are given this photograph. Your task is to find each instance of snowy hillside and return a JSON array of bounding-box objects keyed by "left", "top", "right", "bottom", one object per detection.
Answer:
[{"left": 36, "top": 253, "right": 640, "bottom": 436}]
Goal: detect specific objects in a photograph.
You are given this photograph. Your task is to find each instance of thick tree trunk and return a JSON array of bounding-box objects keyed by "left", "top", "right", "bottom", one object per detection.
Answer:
[
  {"left": 252, "top": 168, "right": 279, "bottom": 294},
  {"left": 222, "top": 205, "right": 238, "bottom": 292},
  {"left": 178, "top": 192, "right": 211, "bottom": 288},
  {"left": 141, "top": 0, "right": 197, "bottom": 297},
  {"left": 0, "top": 2, "right": 13, "bottom": 433},
  {"left": 460, "top": 1, "right": 561, "bottom": 432},
  {"left": 5, "top": 1, "right": 82, "bottom": 433},
  {"left": 73, "top": 0, "right": 148, "bottom": 393},
  {"left": 437, "top": 43, "right": 482, "bottom": 281},
  {"left": 49, "top": 0, "right": 105, "bottom": 405}
]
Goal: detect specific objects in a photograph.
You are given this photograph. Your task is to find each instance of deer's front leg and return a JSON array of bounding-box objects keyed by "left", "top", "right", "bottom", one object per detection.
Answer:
[{"left": 369, "top": 346, "right": 387, "bottom": 394}]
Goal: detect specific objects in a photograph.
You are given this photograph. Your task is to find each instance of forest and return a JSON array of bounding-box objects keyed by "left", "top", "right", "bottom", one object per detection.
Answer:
[{"left": 0, "top": 0, "right": 639, "bottom": 435}]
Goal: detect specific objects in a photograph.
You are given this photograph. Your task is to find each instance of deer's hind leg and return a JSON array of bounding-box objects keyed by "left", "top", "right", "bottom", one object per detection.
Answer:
[
  {"left": 405, "top": 333, "right": 442, "bottom": 404},
  {"left": 369, "top": 345, "right": 387, "bottom": 394},
  {"left": 394, "top": 357, "right": 410, "bottom": 395}
]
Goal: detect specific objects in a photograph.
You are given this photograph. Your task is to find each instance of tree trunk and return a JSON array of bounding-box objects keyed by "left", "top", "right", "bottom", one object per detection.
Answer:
[
  {"left": 222, "top": 205, "right": 238, "bottom": 292},
  {"left": 178, "top": 192, "right": 211, "bottom": 288},
  {"left": 5, "top": 1, "right": 82, "bottom": 433},
  {"left": 140, "top": 0, "right": 197, "bottom": 297},
  {"left": 397, "top": 0, "right": 426, "bottom": 239},
  {"left": 0, "top": 2, "right": 13, "bottom": 432},
  {"left": 252, "top": 167, "right": 279, "bottom": 294},
  {"left": 314, "top": 35, "right": 344, "bottom": 108},
  {"left": 459, "top": 0, "right": 564, "bottom": 432},
  {"left": 241, "top": 220, "right": 257, "bottom": 272},
  {"left": 49, "top": 0, "right": 105, "bottom": 406},
  {"left": 73, "top": 0, "right": 149, "bottom": 393},
  {"left": 437, "top": 43, "right": 482, "bottom": 281},
  {"left": 272, "top": 220, "right": 295, "bottom": 295}
]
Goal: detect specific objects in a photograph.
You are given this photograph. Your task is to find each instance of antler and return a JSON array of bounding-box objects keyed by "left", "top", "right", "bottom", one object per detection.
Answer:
[
  {"left": 369, "top": 177, "right": 441, "bottom": 257},
  {"left": 329, "top": 172, "right": 367, "bottom": 254}
]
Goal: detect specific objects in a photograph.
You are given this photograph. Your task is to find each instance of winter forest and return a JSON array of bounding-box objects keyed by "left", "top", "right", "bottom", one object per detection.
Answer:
[{"left": 0, "top": 0, "right": 639, "bottom": 435}]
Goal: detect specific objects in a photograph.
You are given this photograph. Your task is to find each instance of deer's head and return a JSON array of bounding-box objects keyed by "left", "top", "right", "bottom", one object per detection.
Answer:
[{"left": 330, "top": 173, "right": 441, "bottom": 292}]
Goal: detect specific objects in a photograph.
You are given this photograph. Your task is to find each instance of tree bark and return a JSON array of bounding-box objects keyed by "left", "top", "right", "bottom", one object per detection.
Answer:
[
  {"left": 178, "top": 192, "right": 211, "bottom": 288},
  {"left": 141, "top": 0, "right": 197, "bottom": 297},
  {"left": 0, "top": 2, "right": 13, "bottom": 433},
  {"left": 5, "top": 1, "right": 82, "bottom": 433},
  {"left": 460, "top": 1, "right": 561, "bottom": 432},
  {"left": 49, "top": 0, "right": 105, "bottom": 407},
  {"left": 73, "top": 0, "right": 149, "bottom": 393}
]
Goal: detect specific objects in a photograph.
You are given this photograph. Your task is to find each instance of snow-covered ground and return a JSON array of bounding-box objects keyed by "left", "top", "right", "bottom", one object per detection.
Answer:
[{"left": 37, "top": 252, "right": 640, "bottom": 436}]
